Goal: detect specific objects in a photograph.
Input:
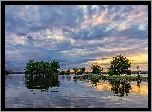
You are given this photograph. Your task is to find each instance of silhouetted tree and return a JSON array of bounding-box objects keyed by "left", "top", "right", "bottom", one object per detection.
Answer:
[
  {"left": 58, "top": 70, "right": 65, "bottom": 75},
  {"left": 65, "top": 69, "right": 71, "bottom": 75},
  {"left": 79, "top": 67, "right": 85, "bottom": 75},
  {"left": 108, "top": 54, "right": 131, "bottom": 76},
  {"left": 73, "top": 67, "right": 79, "bottom": 75},
  {"left": 91, "top": 64, "right": 102, "bottom": 74},
  {"left": 5, "top": 70, "right": 14, "bottom": 75},
  {"left": 24, "top": 60, "right": 60, "bottom": 76}
]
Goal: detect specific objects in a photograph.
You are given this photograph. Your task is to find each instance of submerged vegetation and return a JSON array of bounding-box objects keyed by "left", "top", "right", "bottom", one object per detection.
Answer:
[
  {"left": 5, "top": 70, "right": 14, "bottom": 75},
  {"left": 91, "top": 64, "right": 103, "bottom": 75},
  {"left": 6, "top": 55, "right": 148, "bottom": 99},
  {"left": 24, "top": 60, "right": 60, "bottom": 91},
  {"left": 25, "top": 75, "right": 59, "bottom": 91},
  {"left": 81, "top": 74, "right": 148, "bottom": 80},
  {"left": 89, "top": 78, "right": 132, "bottom": 97},
  {"left": 24, "top": 60, "right": 60, "bottom": 76},
  {"left": 6, "top": 54, "right": 147, "bottom": 81},
  {"left": 58, "top": 70, "right": 66, "bottom": 75},
  {"left": 73, "top": 67, "right": 85, "bottom": 75}
]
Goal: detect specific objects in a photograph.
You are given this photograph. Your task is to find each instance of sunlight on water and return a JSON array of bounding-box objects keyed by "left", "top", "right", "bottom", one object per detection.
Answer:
[{"left": 5, "top": 74, "right": 148, "bottom": 108}]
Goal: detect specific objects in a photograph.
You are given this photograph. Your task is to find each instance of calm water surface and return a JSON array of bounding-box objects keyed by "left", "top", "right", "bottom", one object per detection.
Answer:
[{"left": 5, "top": 74, "right": 148, "bottom": 108}]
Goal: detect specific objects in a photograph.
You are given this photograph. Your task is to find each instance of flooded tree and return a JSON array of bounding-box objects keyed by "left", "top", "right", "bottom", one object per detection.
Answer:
[
  {"left": 136, "top": 65, "right": 142, "bottom": 85},
  {"left": 24, "top": 60, "right": 60, "bottom": 91},
  {"left": 108, "top": 54, "right": 131, "bottom": 76},
  {"left": 90, "top": 78, "right": 99, "bottom": 85},
  {"left": 73, "top": 67, "right": 79, "bottom": 75},
  {"left": 24, "top": 60, "right": 60, "bottom": 76},
  {"left": 79, "top": 67, "right": 85, "bottom": 75},
  {"left": 137, "top": 66, "right": 141, "bottom": 78},
  {"left": 65, "top": 69, "right": 71, "bottom": 75},
  {"left": 107, "top": 67, "right": 115, "bottom": 76},
  {"left": 58, "top": 70, "right": 65, "bottom": 75},
  {"left": 72, "top": 67, "right": 85, "bottom": 75},
  {"left": 108, "top": 80, "right": 132, "bottom": 97},
  {"left": 126, "top": 70, "right": 132, "bottom": 75},
  {"left": 5, "top": 70, "right": 14, "bottom": 75},
  {"left": 25, "top": 75, "right": 60, "bottom": 91},
  {"left": 91, "top": 64, "right": 103, "bottom": 75}
]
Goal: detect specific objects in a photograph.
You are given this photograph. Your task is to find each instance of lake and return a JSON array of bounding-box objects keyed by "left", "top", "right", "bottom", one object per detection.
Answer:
[{"left": 5, "top": 74, "right": 148, "bottom": 108}]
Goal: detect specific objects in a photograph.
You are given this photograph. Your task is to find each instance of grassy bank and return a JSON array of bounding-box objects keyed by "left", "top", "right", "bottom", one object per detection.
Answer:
[{"left": 83, "top": 74, "right": 148, "bottom": 80}]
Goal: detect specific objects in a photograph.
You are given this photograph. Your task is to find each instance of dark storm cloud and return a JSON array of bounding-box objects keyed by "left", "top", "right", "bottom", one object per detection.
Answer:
[{"left": 5, "top": 5, "right": 148, "bottom": 71}]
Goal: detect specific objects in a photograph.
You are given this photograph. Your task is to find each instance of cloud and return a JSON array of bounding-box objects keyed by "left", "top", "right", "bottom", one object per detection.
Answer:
[{"left": 5, "top": 5, "right": 148, "bottom": 71}]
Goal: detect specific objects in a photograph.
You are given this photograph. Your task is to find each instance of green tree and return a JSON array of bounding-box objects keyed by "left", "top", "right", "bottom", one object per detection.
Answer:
[
  {"left": 58, "top": 70, "right": 65, "bottom": 75},
  {"left": 73, "top": 67, "right": 79, "bottom": 75},
  {"left": 24, "top": 60, "right": 60, "bottom": 76},
  {"left": 49, "top": 60, "right": 60, "bottom": 75},
  {"left": 126, "top": 70, "right": 131, "bottom": 75},
  {"left": 5, "top": 70, "right": 9, "bottom": 75},
  {"left": 136, "top": 66, "right": 141, "bottom": 78},
  {"left": 91, "top": 64, "right": 102, "bottom": 74},
  {"left": 108, "top": 54, "right": 131, "bottom": 76},
  {"left": 5, "top": 70, "right": 14, "bottom": 75},
  {"left": 24, "top": 60, "right": 35, "bottom": 76},
  {"left": 79, "top": 67, "right": 85, "bottom": 75},
  {"left": 86, "top": 71, "right": 89, "bottom": 75},
  {"left": 65, "top": 69, "right": 71, "bottom": 75},
  {"left": 76, "top": 71, "right": 81, "bottom": 75},
  {"left": 107, "top": 67, "right": 115, "bottom": 76}
]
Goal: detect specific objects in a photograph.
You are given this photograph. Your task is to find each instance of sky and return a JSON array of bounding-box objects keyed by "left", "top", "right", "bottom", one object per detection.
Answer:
[{"left": 5, "top": 5, "right": 148, "bottom": 72}]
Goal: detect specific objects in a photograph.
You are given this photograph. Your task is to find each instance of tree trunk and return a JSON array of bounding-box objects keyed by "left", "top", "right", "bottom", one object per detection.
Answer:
[{"left": 137, "top": 70, "right": 140, "bottom": 78}]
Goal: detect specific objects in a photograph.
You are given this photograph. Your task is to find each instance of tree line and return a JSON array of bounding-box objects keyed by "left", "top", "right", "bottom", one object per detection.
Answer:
[
  {"left": 64, "top": 54, "right": 133, "bottom": 76},
  {"left": 5, "top": 70, "right": 14, "bottom": 75},
  {"left": 24, "top": 60, "right": 60, "bottom": 76},
  {"left": 5, "top": 54, "right": 142, "bottom": 77}
]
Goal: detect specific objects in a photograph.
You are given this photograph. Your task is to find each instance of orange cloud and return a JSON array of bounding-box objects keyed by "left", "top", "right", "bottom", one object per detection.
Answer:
[{"left": 83, "top": 53, "right": 148, "bottom": 72}]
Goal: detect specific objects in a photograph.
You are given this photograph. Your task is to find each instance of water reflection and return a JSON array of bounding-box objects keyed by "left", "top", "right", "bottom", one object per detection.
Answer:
[
  {"left": 5, "top": 74, "right": 148, "bottom": 108},
  {"left": 108, "top": 80, "right": 131, "bottom": 97},
  {"left": 59, "top": 75, "right": 71, "bottom": 81},
  {"left": 5, "top": 75, "right": 13, "bottom": 80},
  {"left": 25, "top": 75, "right": 60, "bottom": 92},
  {"left": 88, "top": 79, "right": 148, "bottom": 96},
  {"left": 90, "top": 79, "right": 99, "bottom": 85}
]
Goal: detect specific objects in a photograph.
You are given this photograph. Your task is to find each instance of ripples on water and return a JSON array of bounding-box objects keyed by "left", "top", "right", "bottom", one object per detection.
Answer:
[{"left": 5, "top": 74, "right": 148, "bottom": 108}]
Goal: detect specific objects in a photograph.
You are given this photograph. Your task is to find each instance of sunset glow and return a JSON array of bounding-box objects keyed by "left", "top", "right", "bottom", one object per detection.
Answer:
[{"left": 5, "top": 5, "right": 148, "bottom": 72}]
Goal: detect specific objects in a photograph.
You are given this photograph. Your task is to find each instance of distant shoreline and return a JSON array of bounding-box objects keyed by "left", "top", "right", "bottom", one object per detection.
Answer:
[{"left": 12, "top": 71, "right": 148, "bottom": 74}]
